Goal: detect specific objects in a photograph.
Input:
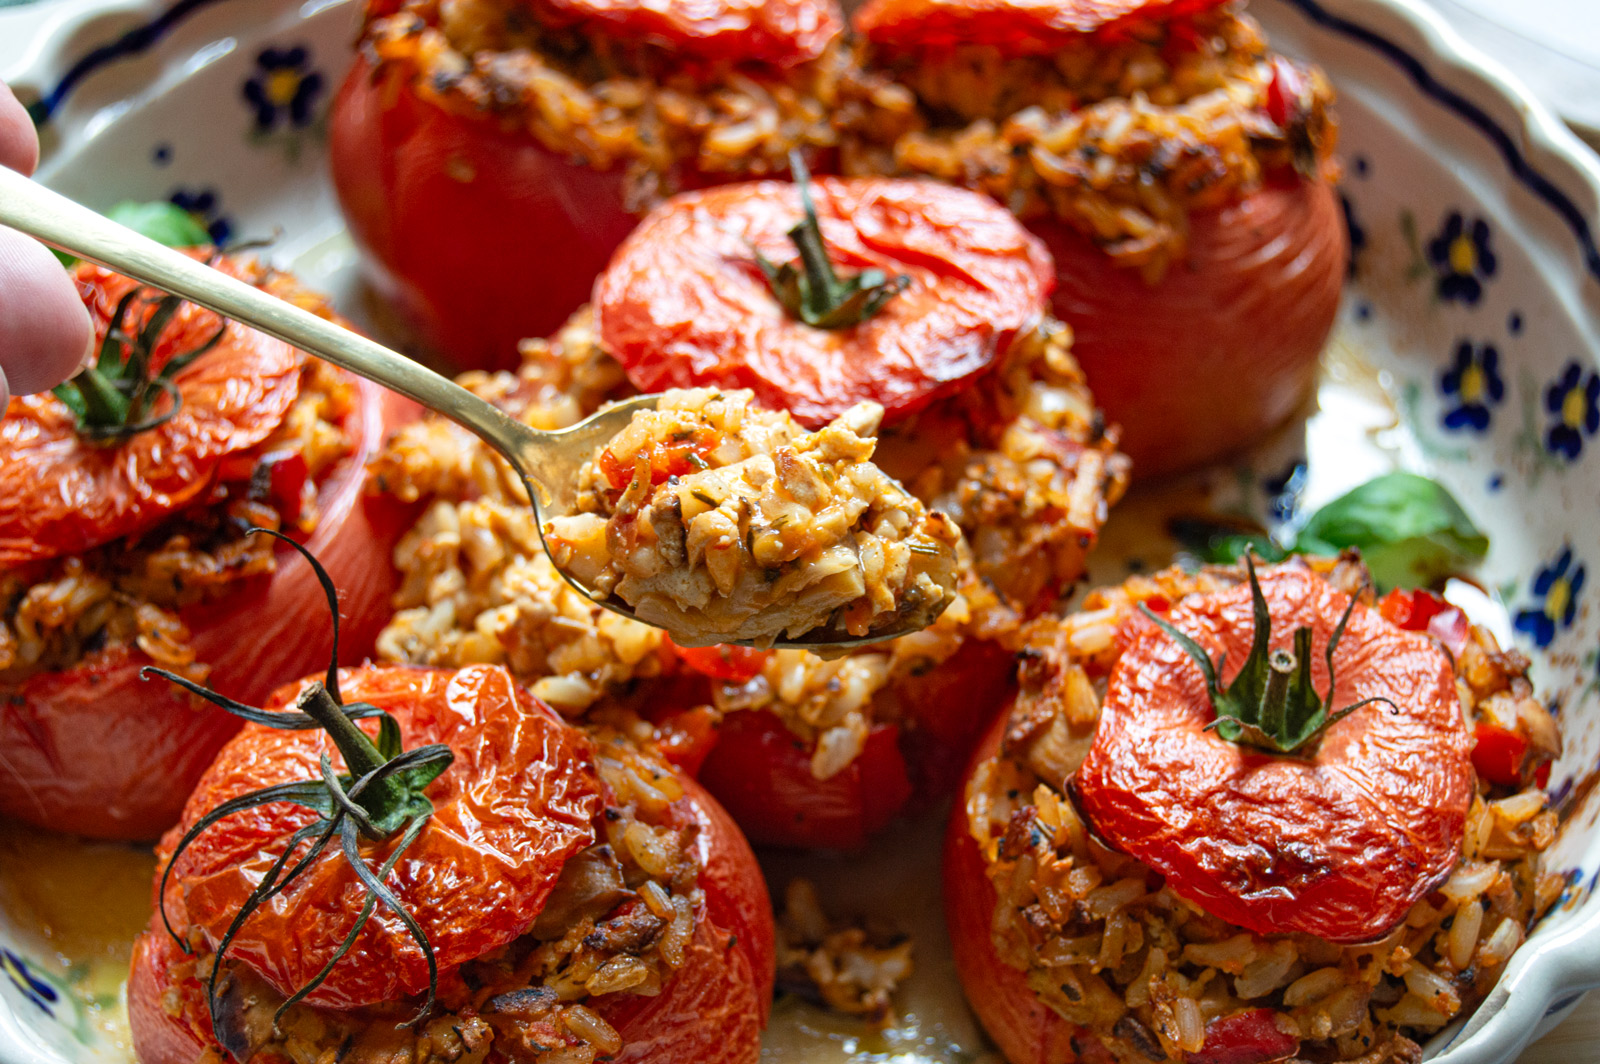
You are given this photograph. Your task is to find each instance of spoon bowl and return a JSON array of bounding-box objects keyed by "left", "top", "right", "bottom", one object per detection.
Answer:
[{"left": 0, "top": 166, "right": 933, "bottom": 651}]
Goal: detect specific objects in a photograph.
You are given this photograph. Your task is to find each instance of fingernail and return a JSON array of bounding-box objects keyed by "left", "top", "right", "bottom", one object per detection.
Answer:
[
  {"left": 77, "top": 331, "right": 97, "bottom": 374},
  {"left": 0, "top": 366, "right": 10, "bottom": 411}
]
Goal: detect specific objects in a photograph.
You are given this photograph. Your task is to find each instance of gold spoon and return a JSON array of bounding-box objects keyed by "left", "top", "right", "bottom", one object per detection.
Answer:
[{"left": 0, "top": 167, "right": 926, "bottom": 651}]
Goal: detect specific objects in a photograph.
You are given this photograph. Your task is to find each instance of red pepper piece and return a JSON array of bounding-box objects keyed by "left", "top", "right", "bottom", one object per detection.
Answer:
[
  {"left": 1472, "top": 721, "right": 1531, "bottom": 789},
  {"left": 1189, "top": 1008, "right": 1300, "bottom": 1064}
]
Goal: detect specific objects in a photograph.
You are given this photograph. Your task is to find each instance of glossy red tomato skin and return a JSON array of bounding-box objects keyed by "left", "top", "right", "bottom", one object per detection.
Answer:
[
  {"left": 697, "top": 709, "right": 912, "bottom": 851},
  {"left": 594, "top": 177, "right": 1054, "bottom": 428},
  {"left": 696, "top": 637, "right": 1016, "bottom": 849},
  {"left": 1075, "top": 565, "right": 1473, "bottom": 943},
  {"left": 0, "top": 381, "right": 418, "bottom": 840},
  {"left": 947, "top": 717, "right": 1304, "bottom": 1064},
  {"left": 329, "top": 56, "right": 639, "bottom": 370},
  {"left": 1035, "top": 181, "right": 1346, "bottom": 477},
  {"left": 855, "top": 0, "right": 1227, "bottom": 53},
  {"left": 128, "top": 672, "right": 774, "bottom": 1064}
]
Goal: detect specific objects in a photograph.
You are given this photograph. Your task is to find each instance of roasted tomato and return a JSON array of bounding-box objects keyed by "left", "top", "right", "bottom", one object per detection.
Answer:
[
  {"left": 129, "top": 663, "right": 774, "bottom": 1064},
  {"left": 330, "top": 0, "right": 843, "bottom": 368},
  {"left": 1075, "top": 563, "right": 1472, "bottom": 941},
  {"left": 0, "top": 257, "right": 415, "bottom": 840},
  {"left": 693, "top": 636, "right": 1016, "bottom": 850},
  {"left": 593, "top": 176, "right": 1053, "bottom": 427},
  {"left": 1036, "top": 184, "right": 1346, "bottom": 476},
  {"left": 948, "top": 560, "right": 1560, "bottom": 1064},
  {"left": 851, "top": 0, "right": 1347, "bottom": 476}
]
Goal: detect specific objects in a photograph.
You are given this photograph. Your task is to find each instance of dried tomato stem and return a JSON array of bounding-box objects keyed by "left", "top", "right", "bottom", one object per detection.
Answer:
[
  {"left": 1142, "top": 556, "right": 1398, "bottom": 756},
  {"left": 754, "top": 152, "right": 909, "bottom": 330},
  {"left": 52, "top": 287, "right": 225, "bottom": 441},
  {"left": 294, "top": 681, "right": 417, "bottom": 834},
  {"left": 1260, "top": 650, "right": 1294, "bottom": 742}
]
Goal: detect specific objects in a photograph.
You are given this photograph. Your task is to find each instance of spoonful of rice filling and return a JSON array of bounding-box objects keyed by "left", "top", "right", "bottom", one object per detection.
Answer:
[{"left": 545, "top": 389, "right": 960, "bottom": 647}]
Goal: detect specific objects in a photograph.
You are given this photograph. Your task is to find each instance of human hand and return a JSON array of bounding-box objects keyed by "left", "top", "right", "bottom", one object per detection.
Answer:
[{"left": 1, "top": 80, "right": 94, "bottom": 409}]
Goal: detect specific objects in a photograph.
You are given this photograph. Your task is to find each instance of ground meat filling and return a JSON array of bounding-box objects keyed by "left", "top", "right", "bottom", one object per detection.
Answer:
[
  {"left": 545, "top": 389, "right": 961, "bottom": 647},
  {"left": 363, "top": 0, "right": 858, "bottom": 212},
  {"left": 168, "top": 728, "right": 705, "bottom": 1064},
  {"left": 966, "top": 560, "right": 1563, "bottom": 1063},
  {"left": 843, "top": 7, "right": 1340, "bottom": 278},
  {"left": 369, "top": 309, "right": 1125, "bottom": 776},
  {"left": 0, "top": 349, "right": 354, "bottom": 686}
]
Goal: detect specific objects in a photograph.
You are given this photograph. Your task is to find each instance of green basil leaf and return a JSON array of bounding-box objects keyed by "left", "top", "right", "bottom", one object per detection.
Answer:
[
  {"left": 105, "top": 201, "right": 212, "bottom": 248},
  {"left": 1290, "top": 471, "right": 1488, "bottom": 591}
]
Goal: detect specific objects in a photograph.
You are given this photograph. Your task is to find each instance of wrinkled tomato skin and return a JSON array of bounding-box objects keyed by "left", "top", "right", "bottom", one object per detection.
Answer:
[
  {"left": 0, "top": 381, "right": 417, "bottom": 841},
  {"left": 1032, "top": 181, "right": 1345, "bottom": 478},
  {"left": 1075, "top": 565, "right": 1472, "bottom": 943},
  {"left": 159, "top": 665, "right": 602, "bottom": 1010},
  {"left": 128, "top": 667, "right": 774, "bottom": 1064},
  {"left": 697, "top": 638, "right": 1015, "bottom": 849},
  {"left": 0, "top": 259, "right": 303, "bottom": 566},
  {"left": 594, "top": 178, "right": 1054, "bottom": 428},
  {"left": 329, "top": 57, "right": 638, "bottom": 369},
  {"left": 944, "top": 713, "right": 1111, "bottom": 1064}
]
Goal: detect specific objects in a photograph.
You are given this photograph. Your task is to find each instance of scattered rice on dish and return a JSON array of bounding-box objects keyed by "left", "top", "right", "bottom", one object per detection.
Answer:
[{"left": 775, "top": 877, "right": 913, "bottom": 1027}]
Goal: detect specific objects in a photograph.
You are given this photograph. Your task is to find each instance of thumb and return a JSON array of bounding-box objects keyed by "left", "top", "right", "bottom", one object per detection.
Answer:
[{"left": 0, "top": 224, "right": 96, "bottom": 397}]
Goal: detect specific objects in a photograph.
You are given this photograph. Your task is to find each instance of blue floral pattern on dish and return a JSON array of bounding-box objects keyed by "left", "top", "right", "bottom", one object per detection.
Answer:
[
  {"left": 1, "top": 950, "right": 57, "bottom": 1018},
  {"left": 168, "top": 188, "right": 233, "bottom": 246},
  {"left": 1439, "top": 340, "right": 1505, "bottom": 432},
  {"left": 243, "top": 46, "right": 324, "bottom": 132},
  {"left": 1544, "top": 362, "right": 1600, "bottom": 461},
  {"left": 1515, "top": 547, "right": 1585, "bottom": 648},
  {"left": 1428, "top": 212, "right": 1496, "bottom": 305},
  {"left": 1340, "top": 192, "right": 1366, "bottom": 280}
]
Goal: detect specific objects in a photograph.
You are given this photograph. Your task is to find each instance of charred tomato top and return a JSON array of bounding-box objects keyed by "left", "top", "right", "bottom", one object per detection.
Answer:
[{"left": 593, "top": 176, "right": 1054, "bottom": 428}]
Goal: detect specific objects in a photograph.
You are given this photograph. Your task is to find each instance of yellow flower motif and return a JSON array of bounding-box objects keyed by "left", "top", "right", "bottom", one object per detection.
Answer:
[
  {"left": 1459, "top": 364, "right": 1486, "bottom": 404},
  {"left": 1546, "top": 577, "right": 1572, "bottom": 623},
  {"left": 267, "top": 68, "right": 302, "bottom": 108},
  {"left": 1563, "top": 386, "right": 1589, "bottom": 430},
  {"left": 1448, "top": 233, "right": 1477, "bottom": 276}
]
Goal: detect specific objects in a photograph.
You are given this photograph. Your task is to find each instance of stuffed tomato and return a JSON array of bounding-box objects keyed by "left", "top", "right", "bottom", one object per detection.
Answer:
[
  {"left": 0, "top": 252, "right": 413, "bottom": 840},
  {"left": 367, "top": 175, "right": 1128, "bottom": 848},
  {"left": 844, "top": 0, "right": 1348, "bottom": 475},
  {"left": 330, "top": 0, "right": 847, "bottom": 367},
  {"left": 946, "top": 557, "right": 1563, "bottom": 1064},
  {"left": 129, "top": 660, "right": 774, "bottom": 1064}
]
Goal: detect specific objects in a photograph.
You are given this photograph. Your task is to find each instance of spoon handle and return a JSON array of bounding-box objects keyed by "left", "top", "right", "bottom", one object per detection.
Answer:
[{"left": 0, "top": 166, "right": 532, "bottom": 464}]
